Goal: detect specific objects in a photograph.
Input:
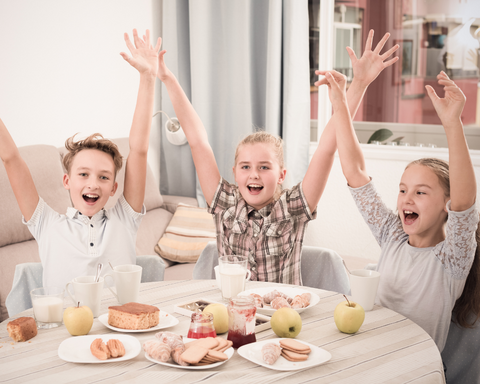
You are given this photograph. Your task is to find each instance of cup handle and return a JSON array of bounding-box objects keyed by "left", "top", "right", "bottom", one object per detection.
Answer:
[
  {"left": 245, "top": 269, "right": 251, "bottom": 282},
  {"left": 104, "top": 273, "right": 118, "bottom": 301},
  {"left": 65, "top": 282, "right": 77, "bottom": 306}
]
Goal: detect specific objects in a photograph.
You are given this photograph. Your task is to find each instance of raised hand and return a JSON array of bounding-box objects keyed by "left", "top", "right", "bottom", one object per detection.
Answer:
[
  {"left": 120, "top": 29, "right": 161, "bottom": 76},
  {"left": 156, "top": 48, "right": 172, "bottom": 83},
  {"left": 425, "top": 71, "right": 466, "bottom": 126},
  {"left": 347, "top": 29, "right": 399, "bottom": 88},
  {"left": 314, "top": 70, "right": 348, "bottom": 112}
]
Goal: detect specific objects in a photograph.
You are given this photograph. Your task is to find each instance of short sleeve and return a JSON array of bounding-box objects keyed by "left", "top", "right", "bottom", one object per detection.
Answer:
[{"left": 207, "top": 178, "right": 238, "bottom": 215}]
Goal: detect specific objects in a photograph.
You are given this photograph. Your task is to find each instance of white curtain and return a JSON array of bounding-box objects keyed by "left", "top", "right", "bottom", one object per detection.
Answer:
[{"left": 160, "top": 0, "right": 310, "bottom": 206}]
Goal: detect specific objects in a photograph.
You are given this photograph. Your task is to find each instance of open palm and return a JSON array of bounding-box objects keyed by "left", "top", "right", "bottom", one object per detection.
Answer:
[
  {"left": 121, "top": 29, "right": 160, "bottom": 76},
  {"left": 347, "top": 30, "right": 399, "bottom": 87}
]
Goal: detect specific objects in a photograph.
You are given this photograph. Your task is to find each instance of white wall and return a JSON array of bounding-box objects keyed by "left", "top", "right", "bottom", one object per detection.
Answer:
[
  {"left": 0, "top": 0, "right": 162, "bottom": 184},
  {"left": 304, "top": 144, "right": 480, "bottom": 262}
]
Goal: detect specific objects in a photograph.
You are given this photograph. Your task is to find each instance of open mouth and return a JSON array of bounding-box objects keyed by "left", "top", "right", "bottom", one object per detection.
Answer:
[
  {"left": 83, "top": 194, "right": 99, "bottom": 203},
  {"left": 247, "top": 184, "right": 264, "bottom": 194},
  {"left": 403, "top": 210, "right": 419, "bottom": 225}
]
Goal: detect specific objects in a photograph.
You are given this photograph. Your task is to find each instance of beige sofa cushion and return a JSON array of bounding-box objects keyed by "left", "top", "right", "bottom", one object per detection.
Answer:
[
  {"left": 0, "top": 145, "right": 72, "bottom": 248},
  {"left": 155, "top": 204, "right": 216, "bottom": 263}
]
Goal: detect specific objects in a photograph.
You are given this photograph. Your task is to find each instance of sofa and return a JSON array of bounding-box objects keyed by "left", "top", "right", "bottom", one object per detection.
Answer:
[{"left": 0, "top": 137, "right": 198, "bottom": 322}]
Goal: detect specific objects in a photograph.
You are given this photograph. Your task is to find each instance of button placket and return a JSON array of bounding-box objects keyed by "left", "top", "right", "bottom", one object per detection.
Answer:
[{"left": 88, "top": 220, "right": 96, "bottom": 255}]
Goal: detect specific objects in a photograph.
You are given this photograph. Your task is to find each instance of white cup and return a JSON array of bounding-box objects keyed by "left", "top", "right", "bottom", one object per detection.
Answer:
[
  {"left": 104, "top": 264, "right": 142, "bottom": 305},
  {"left": 66, "top": 276, "right": 104, "bottom": 317},
  {"left": 349, "top": 269, "right": 381, "bottom": 311},
  {"left": 218, "top": 256, "right": 251, "bottom": 300}
]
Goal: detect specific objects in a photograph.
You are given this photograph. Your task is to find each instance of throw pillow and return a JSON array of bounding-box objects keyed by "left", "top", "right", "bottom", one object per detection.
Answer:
[{"left": 155, "top": 203, "right": 216, "bottom": 263}]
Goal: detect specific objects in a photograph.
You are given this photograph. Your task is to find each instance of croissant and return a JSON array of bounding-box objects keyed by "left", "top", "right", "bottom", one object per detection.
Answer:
[
  {"left": 263, "top": 290, "right": 281, "bottom": 304},
  {"left": 107, "top": 339, "right": 126, "bottom": 358},
  {"left": 262, "top": 343, "right": 281, "bottom": 365},
  {"left": 250, "top": 293, "right": 264, "bottom": 308},
  {"left": 172, "top": 346, "right": 189, "bottom": 366},
  {"left": 143, "top": 339, "right": 172, "bottom": 362},
  {"left": 291, "top": 294, "right": 310, "bottom": 308},
  {"left": 270, "top": 296, "right": 291, "bottom": 309},
  {"left": 155, "top": 331, "right": 184, "bottom": 350}
]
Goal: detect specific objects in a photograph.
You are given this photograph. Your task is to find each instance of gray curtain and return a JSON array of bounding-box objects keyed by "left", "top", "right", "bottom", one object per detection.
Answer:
[{"left": 160, "top": 0, "right": 310, "bottom": 207}]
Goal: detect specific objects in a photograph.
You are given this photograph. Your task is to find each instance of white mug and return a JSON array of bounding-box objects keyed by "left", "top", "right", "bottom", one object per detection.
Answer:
[
  {"left": 218, "top": 256, "right": 251, "bottom": 300},
  {"left": 65, "top": 276, "right": 104, "bottom": 317},
  {"left": 104, "top": 264, "right": 142, "bottom": 305},
  {"left": 349, "top": 269, "right": 381, "bottom": 311}
]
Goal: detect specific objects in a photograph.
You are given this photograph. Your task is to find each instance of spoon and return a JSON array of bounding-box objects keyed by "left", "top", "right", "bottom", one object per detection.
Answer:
[
  {"left": 108, "top": 260, "right": 115, "bottom": 271},
  {"left": 95, "top": 263, "right": 103, "bottom": 282}
]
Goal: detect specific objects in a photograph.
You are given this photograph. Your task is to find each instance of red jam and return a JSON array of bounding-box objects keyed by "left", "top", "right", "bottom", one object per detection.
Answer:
[
  {"left": 227, "top": 296, "right": 256, "bottom": 349},
  {"left": 188, "top": 313, "right": 216, "bottom": 339},
  {"left": 187, "top": 326, "right": 217, "bottom": 339},
  {"left": 227, "top": 330, "right": 256, "bottom": 349}
]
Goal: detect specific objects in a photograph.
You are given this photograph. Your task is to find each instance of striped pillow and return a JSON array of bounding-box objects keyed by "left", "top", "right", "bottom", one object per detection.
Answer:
[{"left": 154, "top": 203, "right": 216, "bottom": 263}]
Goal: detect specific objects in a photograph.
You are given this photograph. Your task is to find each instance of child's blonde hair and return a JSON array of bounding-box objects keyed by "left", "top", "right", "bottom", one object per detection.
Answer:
[
  {"left": 63, "top": 133, "right": 123, "bottom": 178},
  {"left": 234, "top": 131, "right": 285, "bottom": 200},
  {"left": 406, "top": 157, "right": 480, "bottom": 327}
]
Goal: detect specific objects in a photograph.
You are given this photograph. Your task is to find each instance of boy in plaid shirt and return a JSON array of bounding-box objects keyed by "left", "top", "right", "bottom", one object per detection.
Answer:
[{"left": 157, "top": 30, "right": 398, "bottom": 284}]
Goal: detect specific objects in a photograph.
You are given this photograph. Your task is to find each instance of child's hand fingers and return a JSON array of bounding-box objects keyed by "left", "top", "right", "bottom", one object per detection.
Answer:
[
  {"left": 145, "top": 29, "right": 151, "bottom": 47},
  {"left": 373, "top": 32, "right": 390, "bottom": 54},
  {"left": 120, "top": 52, "right": 132, "bottom": 63},
  {"left": 364, "top": 29, "right": 374, "bottom": 51},
  {"left": 154, "top": 37, "right": 162, "bottom": 53},
  {"left": 314, "top": 78, "right": 329, "bottom": 87},
  {"left": 380, "top": 44, "right": 399, "bottom": 60},
  {"left": 123, "top": 33, "right": 136, "bottom": 54},
  {"left": 346, "top": 46, "right": 358, "bottom": 64},
  {"left": 425, "top": 85, "right": 440, "bottom": 102},
  {"left": 382, "top": 56, "right": 399, "bottom": 68}
]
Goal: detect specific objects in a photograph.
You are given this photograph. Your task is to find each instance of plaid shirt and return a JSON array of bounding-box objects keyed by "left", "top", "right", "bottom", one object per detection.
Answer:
[{"left": 208, "top": 178, "right": 316, "bottom": 285}]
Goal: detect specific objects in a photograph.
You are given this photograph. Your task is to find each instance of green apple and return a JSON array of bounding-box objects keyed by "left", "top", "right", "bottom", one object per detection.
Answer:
[
  {"left": 334, "top": 295, "right": 365, "bottom": 334},
  {"left": 271, "top": 307, "right": 302, "bottom": 338},
  {"left": 203, "top": 303, "right": 229, "bottom": 334},
  {"left": 63, "top": 302, "right": 94, "bottom": 336}
]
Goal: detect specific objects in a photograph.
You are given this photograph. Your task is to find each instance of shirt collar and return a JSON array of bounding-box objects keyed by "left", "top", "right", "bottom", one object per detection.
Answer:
[{"left": 66, "top": 207, "right": 110, "bottom": 221}]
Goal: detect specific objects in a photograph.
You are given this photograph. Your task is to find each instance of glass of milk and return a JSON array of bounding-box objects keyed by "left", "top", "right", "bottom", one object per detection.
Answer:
[
  {"left": 218, "top": 256, "right": 251, "bottom": 301},
  {"left": 30, "top": 287, "right": 65, "bottom": 329}
]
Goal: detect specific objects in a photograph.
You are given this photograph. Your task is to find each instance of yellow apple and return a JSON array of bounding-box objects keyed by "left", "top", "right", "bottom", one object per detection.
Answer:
[
  {"left": 203, "top": 303, "right": 229, "bottom": 334},
  {"left": 63, "top": 302, "right": 94, "bottom": 336},
  {"left": 334, "top": 296, "right": 365, "bottom": 334},
  {"left": 271, "top": 307, "right": 302, "bottom": 338}
]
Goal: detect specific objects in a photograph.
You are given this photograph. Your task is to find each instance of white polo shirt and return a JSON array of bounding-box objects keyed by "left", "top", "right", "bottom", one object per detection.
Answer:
[{"left": 24, "top": 195, "right": 145, "bottom": 289}]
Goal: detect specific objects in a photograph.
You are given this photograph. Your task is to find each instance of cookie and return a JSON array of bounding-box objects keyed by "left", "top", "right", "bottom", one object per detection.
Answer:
[
  {"left": 212, "top": 337, "right": 229, "bottom": 351},
  {"left": 281, "top": 349, "right": 309, "bottom": 362},
  {"left": 207, "top": 349, "right": 228, "bottom": 362},
  {"left": 179, "top": 346, "right": 209, "bottom": 364},
  {"left": 279, "top": 339, "right": 311, "bottom": 354},
  {"left": 184, "top": 337, "right": 219, "bottom": 350}
]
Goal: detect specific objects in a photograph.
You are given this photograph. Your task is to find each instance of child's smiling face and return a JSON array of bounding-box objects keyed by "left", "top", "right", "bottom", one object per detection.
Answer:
[
  {"left": 63, "top": 149, "right": 117, "bottom": 218},
  {"left": 397, "top": 164, "right": 449, "bottom": 247},
  {"left": 233, "top": 143, "right": 286, "bottom": 210}
]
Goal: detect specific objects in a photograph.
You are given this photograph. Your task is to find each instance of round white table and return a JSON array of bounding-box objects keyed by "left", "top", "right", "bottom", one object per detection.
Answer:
[{"left": 0, "top": 280, "right": 445, "bottom": 383}]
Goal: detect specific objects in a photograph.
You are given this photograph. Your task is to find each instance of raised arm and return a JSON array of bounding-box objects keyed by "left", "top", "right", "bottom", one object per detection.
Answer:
[
  {"left": 120, "top": 29, "right": 159, "bottom": 213},
  {"left": 302, "top": 30, "right": 399, "bottom": 211},
  {"left": 426, "top": 72, "right": 476, "bottom": 210},
  {"left": 0, "top": 118, "right": 39, "bottom": 221},
  {"left": 156, "top": 49, "right": 220, "bottom": 205}
]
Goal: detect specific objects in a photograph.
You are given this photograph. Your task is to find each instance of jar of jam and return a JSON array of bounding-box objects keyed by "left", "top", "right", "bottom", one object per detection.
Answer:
[
  {"left": 227, "top": 296, "right": 256, "bottom": 348},
  {"left": 187, "top": 312, "right": 217, "bottom": 339}
]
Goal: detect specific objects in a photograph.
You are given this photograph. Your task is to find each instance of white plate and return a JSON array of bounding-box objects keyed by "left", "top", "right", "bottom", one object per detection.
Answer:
[
  {"left": 238, "top": 287, "right": 320, "bottom": 315},
  {"left": 98, "top": 311, "right": 179, "bottom": 333},
  {"left": 144, "top": 338, "right": 234, "bottom": 370},
  {"left": 58, "top": 334, "right": 141, "bottom": 363},
  {"left": 237, "top": 338, "right": 331, "bottom": 371}
]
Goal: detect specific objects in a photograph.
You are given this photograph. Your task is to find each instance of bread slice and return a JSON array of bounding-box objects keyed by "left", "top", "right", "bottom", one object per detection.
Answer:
[{"left": 108, "top": 302, "right": 159, "bottom": 330}]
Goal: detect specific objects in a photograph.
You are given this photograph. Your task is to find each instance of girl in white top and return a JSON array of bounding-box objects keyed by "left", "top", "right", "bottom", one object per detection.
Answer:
[{"left": 332, "top": 70, "right": 479, "bottom": 352}]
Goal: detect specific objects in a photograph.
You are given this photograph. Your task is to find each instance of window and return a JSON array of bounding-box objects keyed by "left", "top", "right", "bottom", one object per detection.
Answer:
[{"left": 309, "top": 0, "right": 480, "bottom": 148}]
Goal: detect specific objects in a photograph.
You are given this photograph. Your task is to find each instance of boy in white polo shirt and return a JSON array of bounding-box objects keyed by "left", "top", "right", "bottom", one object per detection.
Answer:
[{"left": 0, "top": 29, "right": 161, "bottom": 289}]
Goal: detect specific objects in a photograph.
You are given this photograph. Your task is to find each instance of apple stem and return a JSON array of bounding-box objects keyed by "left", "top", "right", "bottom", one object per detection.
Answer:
[
  {"left": 77, "top": 301, "right": 80, "bottom": 308},
  {"left": 343, "top": 295, "right": 352, "bottom": 307}
]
